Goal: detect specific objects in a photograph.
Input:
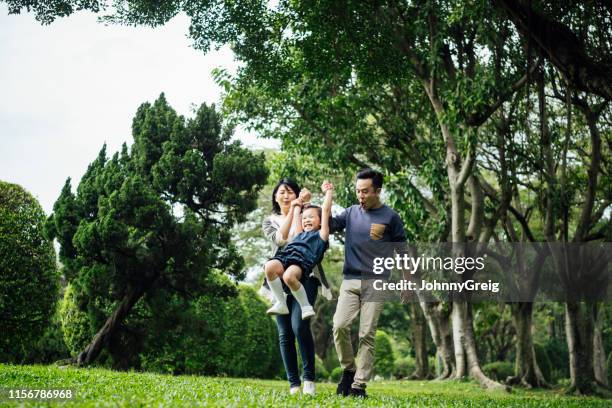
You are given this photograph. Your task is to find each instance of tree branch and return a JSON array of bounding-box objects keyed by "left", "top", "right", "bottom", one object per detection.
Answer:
[
  {"left": 495, "top": 0, "right": 612, "bottom": 99},
  {"left": 466, "top": 59, "right": 541, "bottom": 127}
]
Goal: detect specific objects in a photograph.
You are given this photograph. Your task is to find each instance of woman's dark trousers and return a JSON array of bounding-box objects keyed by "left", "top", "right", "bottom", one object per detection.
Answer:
[{"left": 275, "top": 277, "right": 318, "bottom": 387}]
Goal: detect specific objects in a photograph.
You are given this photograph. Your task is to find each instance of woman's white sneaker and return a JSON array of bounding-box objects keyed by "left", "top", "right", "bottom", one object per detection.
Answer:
[
  {"left": 303, "top": 381, "right": 315, "bottom": 395},
  {"left": 267, "top": 301, "right": 289, "bottom": 315},
  {"left": 289, "top": 386, "right": 301, "bottom": 395},
  {"left": 301, "top": 305, "right": 315, "bottom": 319}
]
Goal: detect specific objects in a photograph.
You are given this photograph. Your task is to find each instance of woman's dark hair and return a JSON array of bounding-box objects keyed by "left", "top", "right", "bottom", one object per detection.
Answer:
[
  {"left": 272, "top": 178, "right": 301, "bottom": 214},
  {"left": 356, "top": 168, "right": 384, "bottom": 189}
]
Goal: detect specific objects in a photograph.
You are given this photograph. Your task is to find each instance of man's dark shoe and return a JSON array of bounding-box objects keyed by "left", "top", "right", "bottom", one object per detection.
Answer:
[
  {"left": 349, "top": 386, "right": 367, "bottom": 398},
  {"left": 335, "top": 370, "right": 355, "bottom": 396}
]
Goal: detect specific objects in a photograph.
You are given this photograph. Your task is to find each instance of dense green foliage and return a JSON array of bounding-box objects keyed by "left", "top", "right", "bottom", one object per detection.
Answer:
[
  {"left": 329, "top": 366, "right": 343, "bottom": 383},
  {"left": 534, "top": 343, "right": 553, "bottom": 383},
  {"left": 393, "top": 356, "right": 417, "bottom": 379},
  {"left": 314, "top": 355, "right": 329, "bottom": 381},
  {"left": 1, "top": 364, "right": 610, "bottom": 407},
  {"left": 0, "top": 181, "right": 59, "bottom": 363},
  {"left": 43, "top": 94, "right": 268, "bottom": 367},
  {"left": 59, "top": 284, "right": 92, "bottom": 357},
  {"left": 140, "top": 284, "right": 281, "bottom": 377},
  {"left": 374, "top": 331, "right": 396, "bottom": 379},
  {"left": 483, "top": 361, "right": 515, "bottom": 382}
]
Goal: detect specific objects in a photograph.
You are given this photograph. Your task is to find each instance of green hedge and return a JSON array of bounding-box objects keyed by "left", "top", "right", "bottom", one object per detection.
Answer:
[
  {"left": 534, "top": 343, "right": 553, "bottom": 382},
  {"left": 139, "top": 284, "right": 281, "bottom": 378},
  {"left": 329, "top": 366, "right": 343, "bottom": 382},
  {"left": 315, "top": 355, "right": 329, "bottom": 381},
  {"left": 0, "top": 181, "right": 59, "bottom": 363},
  {"left": 483, "top": 361, "right": 514, "bottom": 382},
  {"left": 394, "top": 356, "right": 416, "bottom": 379},
  {"left": 59, "top": 279, "right": 282, "bottom": 377},
  {"left": 59, "top": 284, "right": 93, "bottom": 357},
  {"left": 374, "top": 330, "right": 396, "bottom": 378},
  {"left": 607, "top": 352, "right": 612, "bottom": 386}
]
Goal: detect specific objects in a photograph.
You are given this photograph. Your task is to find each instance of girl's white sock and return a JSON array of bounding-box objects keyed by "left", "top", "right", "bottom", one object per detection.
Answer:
[
  {"left": 291, "top": 284, "right": 312, "bottom": 309},
  {"left": 267, "top": 276, "right": 286, "bottom": 304}
]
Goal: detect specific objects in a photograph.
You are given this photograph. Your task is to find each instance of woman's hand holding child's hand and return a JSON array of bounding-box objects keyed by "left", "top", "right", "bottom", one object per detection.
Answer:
[
  {"left": 291, "top": 198, "right": 303, "bottom": 208},
  {"left": 299, "top": 189, "right": 312, "bottom": 203}
]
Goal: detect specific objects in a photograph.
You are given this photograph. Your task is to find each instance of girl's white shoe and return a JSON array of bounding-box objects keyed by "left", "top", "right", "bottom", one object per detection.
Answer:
[
  {"left": 289, "top": 386, "right": 301, "bottom": 395},
  {"left": 303, "top": 380, "right": 315, "bottom": 396},
  {"left": 301, "top": 305, "right": 315, "bottom": 319},
  {"left": 267, "top": 301, "right": 289, "bottom": 315}
]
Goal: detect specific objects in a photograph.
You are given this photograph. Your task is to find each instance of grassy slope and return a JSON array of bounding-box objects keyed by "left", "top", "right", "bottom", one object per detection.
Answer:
[{"left": 0, "top": 364, "right": 608, "bottom": 407}]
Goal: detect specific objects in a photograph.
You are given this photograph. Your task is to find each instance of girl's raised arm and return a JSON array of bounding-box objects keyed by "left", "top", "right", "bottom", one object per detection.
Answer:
[{"left": 319, "top": 184, "right": 333, "bottom": 241}]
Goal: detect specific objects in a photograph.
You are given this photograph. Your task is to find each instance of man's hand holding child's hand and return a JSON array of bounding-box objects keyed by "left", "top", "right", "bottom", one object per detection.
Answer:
[{"left": 321, "top": 181, "right": 333, "bottom": 193}]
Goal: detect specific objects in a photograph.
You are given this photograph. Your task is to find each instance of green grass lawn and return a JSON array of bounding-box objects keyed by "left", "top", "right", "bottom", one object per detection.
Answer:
[{"left": 0, "top": 364, "right": 608, "bottom": 407}]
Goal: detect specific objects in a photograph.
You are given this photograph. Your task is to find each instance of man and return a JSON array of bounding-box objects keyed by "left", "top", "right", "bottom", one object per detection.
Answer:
[{"left": 325, "top": 168, "right": 407, "bottom": 398}]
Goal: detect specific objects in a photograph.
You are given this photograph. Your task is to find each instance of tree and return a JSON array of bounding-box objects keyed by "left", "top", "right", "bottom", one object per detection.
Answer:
[
  {"left": 0, "top": 181, "right": 59, "bottom": 362},
  {"left": 45, "top": 94, "right": 268, "bottom": 366}
]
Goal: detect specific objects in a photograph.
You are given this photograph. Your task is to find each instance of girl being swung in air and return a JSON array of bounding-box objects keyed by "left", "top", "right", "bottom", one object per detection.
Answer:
[{"left": 264, "top": 182, "right": 333, "bottom": 319}]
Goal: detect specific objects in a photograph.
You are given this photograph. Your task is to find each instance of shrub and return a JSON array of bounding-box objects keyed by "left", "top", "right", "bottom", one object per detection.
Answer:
[
  {"left": 607, "top": 352, "right": 612, "bottom": 387},
  {"left": 323, "top": 347, "right": 340, "bottom": 373},
  {"left": 393, "top": 356, "right": 416, "bottom": 379},
  {"left": 315, "top": 355, "right": 329, "bottom": 381},
  {"left": 374, "top": 330, "right": 396, "bottom": 378},
  {"left": 534, "top": 343, "right": 552, "bottom": 382},
  {"left": 428, "top": 356, "right": 437, "bottom": 377},
  {"left": 0, "top": 181, "right": 59, "bottom": 363},
  {"left": 59, "top": 284, "right": 94, "bottom": 357},
  {"left": 329, "top": 366, "right": 344, "bottom": 382},
  {"left": 226, "top": 285, "right": 281, "bottom": 378},
  {"left": 483, "top": 361, "right": 514, "bottom": 382},
  {"left": 25, "top": 305, "right": 70, "bottom": 363},
  {"left": 540, "top": 338, "right": 569, "bottom": 382},
  {"left": 140, "top": 282, "right": 282, "bottom": 378}
]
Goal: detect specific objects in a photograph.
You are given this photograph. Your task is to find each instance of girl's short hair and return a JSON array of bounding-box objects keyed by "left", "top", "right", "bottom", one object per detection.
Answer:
[
  {"left": 302, "top": 204, "right": 322, "bottom": 218},
  {"left": 272, "top": 178, "right": 301, "bottom": 214}
]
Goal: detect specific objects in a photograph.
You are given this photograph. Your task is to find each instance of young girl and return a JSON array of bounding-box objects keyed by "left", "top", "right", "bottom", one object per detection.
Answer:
[{"left": 264, "top": 183, "right": 333, "bottom": 319}]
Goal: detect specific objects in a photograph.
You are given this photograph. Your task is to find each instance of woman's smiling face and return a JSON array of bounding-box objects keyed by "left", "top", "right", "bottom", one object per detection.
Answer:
[{"left": 275, "top": 184, "right": 297, "bottom": 210}]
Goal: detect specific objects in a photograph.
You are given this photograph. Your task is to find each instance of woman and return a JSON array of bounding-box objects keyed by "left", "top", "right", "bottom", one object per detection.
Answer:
[{"left": 261, "top": 178, "right": 332, "bottom": 396}]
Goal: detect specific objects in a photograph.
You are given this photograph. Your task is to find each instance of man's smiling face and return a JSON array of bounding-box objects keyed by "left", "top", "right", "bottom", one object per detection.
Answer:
[{"left": 355, "top": 178, "right": 381, "bottom": 210}]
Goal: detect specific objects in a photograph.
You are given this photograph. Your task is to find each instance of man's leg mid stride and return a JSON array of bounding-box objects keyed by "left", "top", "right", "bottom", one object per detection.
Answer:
[
  {"left": 332, "top": 279, "right": 360, "bottom": 396},
  {"left": 351, "top": 300, "right": 384, "bottom": 396}
]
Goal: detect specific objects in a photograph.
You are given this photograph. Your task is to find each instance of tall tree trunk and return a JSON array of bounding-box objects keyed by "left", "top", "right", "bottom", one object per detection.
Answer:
[
  {"left": 451, "top": 301, "right": 467, "bottom": 379},
  {"left": 423, "top": 73, "right": 507, "bottom": 392},
  {"left": 452, "top": 302, "right": 510, "bottom": 391},
  {"left": 420, "top": 301, "right": 455, "bottom": 379},
  {"left": 564, "top": 302, "right": 609, "bottom": 395},
  {"left": 510, "top": 302, "right": 549, "bottom": 387},
  {"left": 75, "top": 284, "right": 147, "bottom": 366},
  {"left": 408, "top": 303, "right": 429, "bottom": 379},
  {"left": 593, "top": 304, "right": 608, "bottom": 387}
]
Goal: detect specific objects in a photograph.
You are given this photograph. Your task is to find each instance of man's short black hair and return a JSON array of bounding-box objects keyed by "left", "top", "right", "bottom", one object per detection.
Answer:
[{"left": 356, "top": 168, "right": 383, "bottom": 189}]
